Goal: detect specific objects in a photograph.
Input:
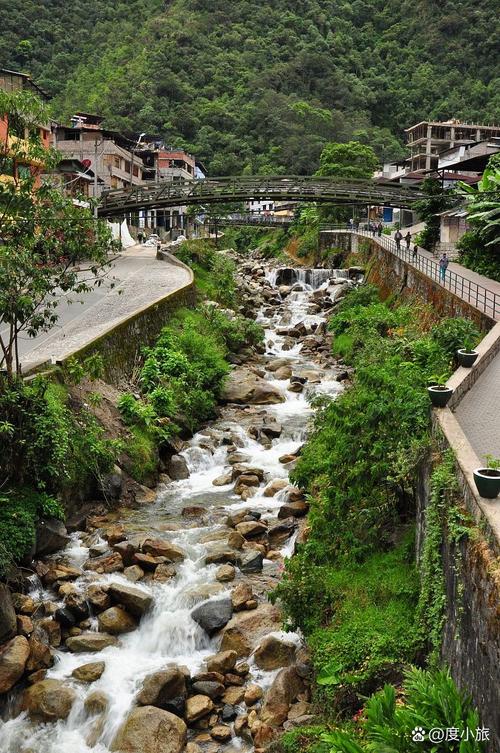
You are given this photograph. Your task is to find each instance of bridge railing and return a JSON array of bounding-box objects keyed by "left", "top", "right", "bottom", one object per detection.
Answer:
[{"left": 321, "top": 226, "right": 500, "bottom": 320}]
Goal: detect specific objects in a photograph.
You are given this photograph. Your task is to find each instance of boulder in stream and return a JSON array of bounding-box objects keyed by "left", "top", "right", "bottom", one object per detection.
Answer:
[
  {"left": 253, "top": 635, "right": 297, "bottom": 670},
  {"left": 97, "top": 606, "right": 138, "bottom": 635},
  {"left": 136, "top": 667, "right": 187, "bottom": 711},
  {"left": 111, "top": 705, "right": 187, "bottom": 753},
  {"left": 35, "top": 517, "right": 70, "bottom": 557},
  {"left": 66, "top": 632, "right": 118, "bottom": 653},
  {"left": 0, "top": 635, "right": 30, "bottom": 693},
  {"left": 166, "top": 455, "right": 190, "bottom": 480},
  {"left": 23, "top": 679, "right": 76, "bottom": 721},
  {"left": 222, "top": 370, "right": 285, "bottom": 405},
  {"left": 72, "top": 661, "right": 105, "bottom": 682},
  {"left": 108, "top": 583, "right": 153, "bottom": 617},
  {"left": 191, "top": 598, "right": 233, "bottom": 637}
]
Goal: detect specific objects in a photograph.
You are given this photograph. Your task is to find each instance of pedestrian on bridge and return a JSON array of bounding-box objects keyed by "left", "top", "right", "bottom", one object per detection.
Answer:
[
  {"left": 405, "top": 231, "right": 411, "bottom": 250},
  {"left": 394, "top": 229, "right": 403, "bottom": 250},
  {"left": 439, "top": 253, "right": 449, "bottom": 283},
  {"left": 377, "top": 222, "right": 383, "bottom": 237},
  {"left": 412, "top": 244, "right": 418, "bottom": 261}
]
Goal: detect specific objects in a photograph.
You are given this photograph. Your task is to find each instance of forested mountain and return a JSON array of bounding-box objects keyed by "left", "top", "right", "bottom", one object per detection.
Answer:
[{"left": 2, "top": 0, "right": 499, "bottom": 174}]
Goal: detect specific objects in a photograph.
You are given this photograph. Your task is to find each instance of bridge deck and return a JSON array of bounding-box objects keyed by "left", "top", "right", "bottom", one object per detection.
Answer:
[{"left": 97, "top": 176, "right": 423, "bottom": 217}]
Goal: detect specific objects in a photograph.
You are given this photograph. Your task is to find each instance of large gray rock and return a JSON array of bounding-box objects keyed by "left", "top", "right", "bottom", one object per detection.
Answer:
[
  {"left": 191, "top": 598, "right": 233, "bottom": 637},
  {"left": 111, "top": 705, "right": 187, "bottom": 753},
  {"left": 0, "top": 585, "right": 16, "bottom": 643},
  {"left": 35, "top": 517, "right": 70, "bottom": 556},
  {"left": 239, "top": 550, "right": 263, "bottom": 573},
  {"left": 166, "top": 455, "right": 189, "bottom": 480},
  {"left": 108, "top": 583, "right": 153, "bottom": 617}
]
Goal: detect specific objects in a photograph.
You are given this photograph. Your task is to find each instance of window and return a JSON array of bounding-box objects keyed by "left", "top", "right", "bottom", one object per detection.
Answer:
[
  {"left": 114, "top": 156, "right": 121, "bottom": 169},
  {"left": 62, "top": 129, "right": 80, "bottom": 141},
  {"left": 133, "top": 165, "right": 139, "bottom": 177}
]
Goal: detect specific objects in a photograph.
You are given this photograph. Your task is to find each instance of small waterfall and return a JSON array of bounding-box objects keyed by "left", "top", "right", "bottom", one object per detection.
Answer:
[{"left": 271, "top": 268, "right": 349, "bottom": 289}]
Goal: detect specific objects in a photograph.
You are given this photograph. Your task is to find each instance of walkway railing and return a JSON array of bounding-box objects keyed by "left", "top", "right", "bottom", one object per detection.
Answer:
[{"left": 321, "top": 227, "right": 500, "bottom": 320}]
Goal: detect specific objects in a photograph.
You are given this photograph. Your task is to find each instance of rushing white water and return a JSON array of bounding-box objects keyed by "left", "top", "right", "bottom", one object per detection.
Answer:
[{"left": 0, "top": 268, "right": 343, "bottom": 753}]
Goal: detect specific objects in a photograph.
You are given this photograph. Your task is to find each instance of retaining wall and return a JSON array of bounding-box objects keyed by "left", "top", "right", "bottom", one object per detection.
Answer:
[
  {"left": 58, "top": 251, "right": 196, "bottom": 384},
  {"left": 322, "top": 232, "right": 495, "bottom": 331}
]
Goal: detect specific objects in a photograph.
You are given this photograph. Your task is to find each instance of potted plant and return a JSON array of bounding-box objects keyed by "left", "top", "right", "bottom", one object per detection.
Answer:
[
  {"left": 457, "top": 333, "right": 479, "bottom": 368},
  {"left": 473, "top": 456, "right": 500, "bottom": 499},
  {"left": 427, "top": 374, "right": 453, "bottom": 408}
]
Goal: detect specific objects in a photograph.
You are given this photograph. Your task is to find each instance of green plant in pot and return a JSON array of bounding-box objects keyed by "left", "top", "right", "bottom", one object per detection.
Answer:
[
  {"left": 457, "top": 332, "right": 480, "bottom": 368},
  {"left": 427, "top": 372, "right": 453, "bottom": 408},
  {"left": 473, "top": 455, "right": 500, "bottom": 499}
]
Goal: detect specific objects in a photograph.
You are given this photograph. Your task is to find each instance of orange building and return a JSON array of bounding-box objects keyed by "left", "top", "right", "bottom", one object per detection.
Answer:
[{"left": 0, "top": 68, "right": 51, "bottom": 186}]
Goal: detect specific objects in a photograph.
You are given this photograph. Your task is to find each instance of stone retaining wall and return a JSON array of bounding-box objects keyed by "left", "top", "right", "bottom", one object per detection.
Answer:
[
  {"left": 322, "top": 232, "right": 495, "bottom": 330},
  {"left": 58, "top": 251, "right": 196, "bottom": 384}
]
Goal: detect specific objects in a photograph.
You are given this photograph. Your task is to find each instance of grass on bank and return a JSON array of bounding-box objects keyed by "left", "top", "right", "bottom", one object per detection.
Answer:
[{"left": 272, "top": 284, "right": 481, "bottom": 743}]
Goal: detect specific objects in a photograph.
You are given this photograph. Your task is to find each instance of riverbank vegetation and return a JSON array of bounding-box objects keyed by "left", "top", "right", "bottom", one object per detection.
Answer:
[
  {"left": 0, "top": 236, "right": 262, "bottom": 574},
  {"left": 457, "top": 155, "right": 500, "bottom": 281},
  {"left": 274, "top": 284, "right": 481, "bottom": 747},
  {"left": 0, "top": 375, "right": 121, "bottom": 577}
]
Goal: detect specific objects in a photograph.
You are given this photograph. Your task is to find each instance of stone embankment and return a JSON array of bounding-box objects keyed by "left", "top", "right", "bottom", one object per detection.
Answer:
[{"left": 0, "top": 253, "right": 353, "bottom": 753}]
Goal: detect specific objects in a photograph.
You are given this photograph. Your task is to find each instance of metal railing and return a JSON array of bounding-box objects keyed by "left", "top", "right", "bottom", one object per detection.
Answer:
[
  {"left": 97, "top": 176, "right": 424, "bottom": 217},
  {"left": 320, "top": 227, "right": 500, "bottom": 320}
]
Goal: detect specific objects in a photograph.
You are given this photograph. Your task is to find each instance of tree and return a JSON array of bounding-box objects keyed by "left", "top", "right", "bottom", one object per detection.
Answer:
[
  {"left": 315, "top": 141, "right": 379, "bottom": 179},
  {"left": 0, "top": 88, "right": 114, "bottom": 377},
  {"left": 458, "top": 154, "right": 500, "bottom": 249}
]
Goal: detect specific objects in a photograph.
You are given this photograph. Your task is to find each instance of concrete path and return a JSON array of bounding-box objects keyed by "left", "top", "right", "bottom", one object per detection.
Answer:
[
  {"left": 454, "top": 355, "right": 500, "bottom": 461},
  {"left": 18, "top": 245, "right": 191, "bottom": 371}
]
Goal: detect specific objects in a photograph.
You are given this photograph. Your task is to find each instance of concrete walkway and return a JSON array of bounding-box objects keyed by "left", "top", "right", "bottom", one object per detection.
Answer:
[
  {"left": 20, "top": 245, "right": 191, "bottom": 371},
  {"left": 454, "top": 354, "right": 500, "bottom": 461}
]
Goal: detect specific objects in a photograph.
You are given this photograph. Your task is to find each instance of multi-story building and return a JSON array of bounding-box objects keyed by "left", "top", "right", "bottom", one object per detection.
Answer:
[
  {"left": 54, "top": 113, "right": 145, "bottom": 197},
  {"left": 0, "top": 68, "right": 51, "bottom": 186},
  {"left": 405, "top": 120, "right": 500, "bottom": 174}
]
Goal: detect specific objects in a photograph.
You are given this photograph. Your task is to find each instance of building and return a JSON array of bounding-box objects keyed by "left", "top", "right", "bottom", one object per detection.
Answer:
[
  {"left": 438, "top": 137, "right": 500, "bottom": 174},
  {"left": 54, "top": 113, "right": 145, "bottom": 197},
  {"left": 47, "top": 157, "right": 103, "bottom": 206},
  {"left": 405, "top": 120, "right": 500, "bottom": 174},
  {"left": 0, "top": 68, "right": 51, "bottom": 187}
]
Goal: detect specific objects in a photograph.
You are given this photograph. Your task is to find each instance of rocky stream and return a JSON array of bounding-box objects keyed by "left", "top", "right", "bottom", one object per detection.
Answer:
[{"left": 0, "top": 259, "right": 355, "bottom": 753}]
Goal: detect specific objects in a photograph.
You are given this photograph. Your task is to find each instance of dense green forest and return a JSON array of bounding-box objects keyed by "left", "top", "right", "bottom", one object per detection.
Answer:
[{"left": 2, "top": 0, "right": 500, "bottom": 173}]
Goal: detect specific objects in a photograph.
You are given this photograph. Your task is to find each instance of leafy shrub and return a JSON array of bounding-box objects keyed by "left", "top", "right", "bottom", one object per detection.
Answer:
[
  {"left": 430, "top": 317, "right": 481, "bottom": 356},
  {"left": 0, "top": 489, "right": 63, "bottom": 577},
  {"left": 323, "top": 667, "right": 485, "bottom": 752},
  {"left": 0, "top": 377, "right": 120, "bottom": 493}
]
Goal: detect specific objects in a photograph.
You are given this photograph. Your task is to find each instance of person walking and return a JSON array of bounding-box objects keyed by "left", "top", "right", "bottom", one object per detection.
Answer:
[
  {"left": 405, "top": 231, "right": 411, "bottom": 250},
  {"left": 412, "top": 244, "right": 418, "bottom": 261},
  {"left": 394, "top": 229, "right": 403, "bottom": 251},
  {"left": 377, "top": 222, "right": 383, "bottom": 237},
  {"left": 137, "top": 231, "right": 143, "bottom": 244},
  {"left": 439, "top": 253, "right": 449, "bottom": 283}
]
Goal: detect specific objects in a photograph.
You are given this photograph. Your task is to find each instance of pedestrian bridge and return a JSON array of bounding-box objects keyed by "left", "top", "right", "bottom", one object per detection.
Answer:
[{"left": 97, "top": 176, "right": 423, "bottom": 217}]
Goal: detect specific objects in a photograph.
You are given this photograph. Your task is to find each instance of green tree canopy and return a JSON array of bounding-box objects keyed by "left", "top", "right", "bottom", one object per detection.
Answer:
[{"left": 315, "top": 141, "right": 379, "bottom": 179}]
